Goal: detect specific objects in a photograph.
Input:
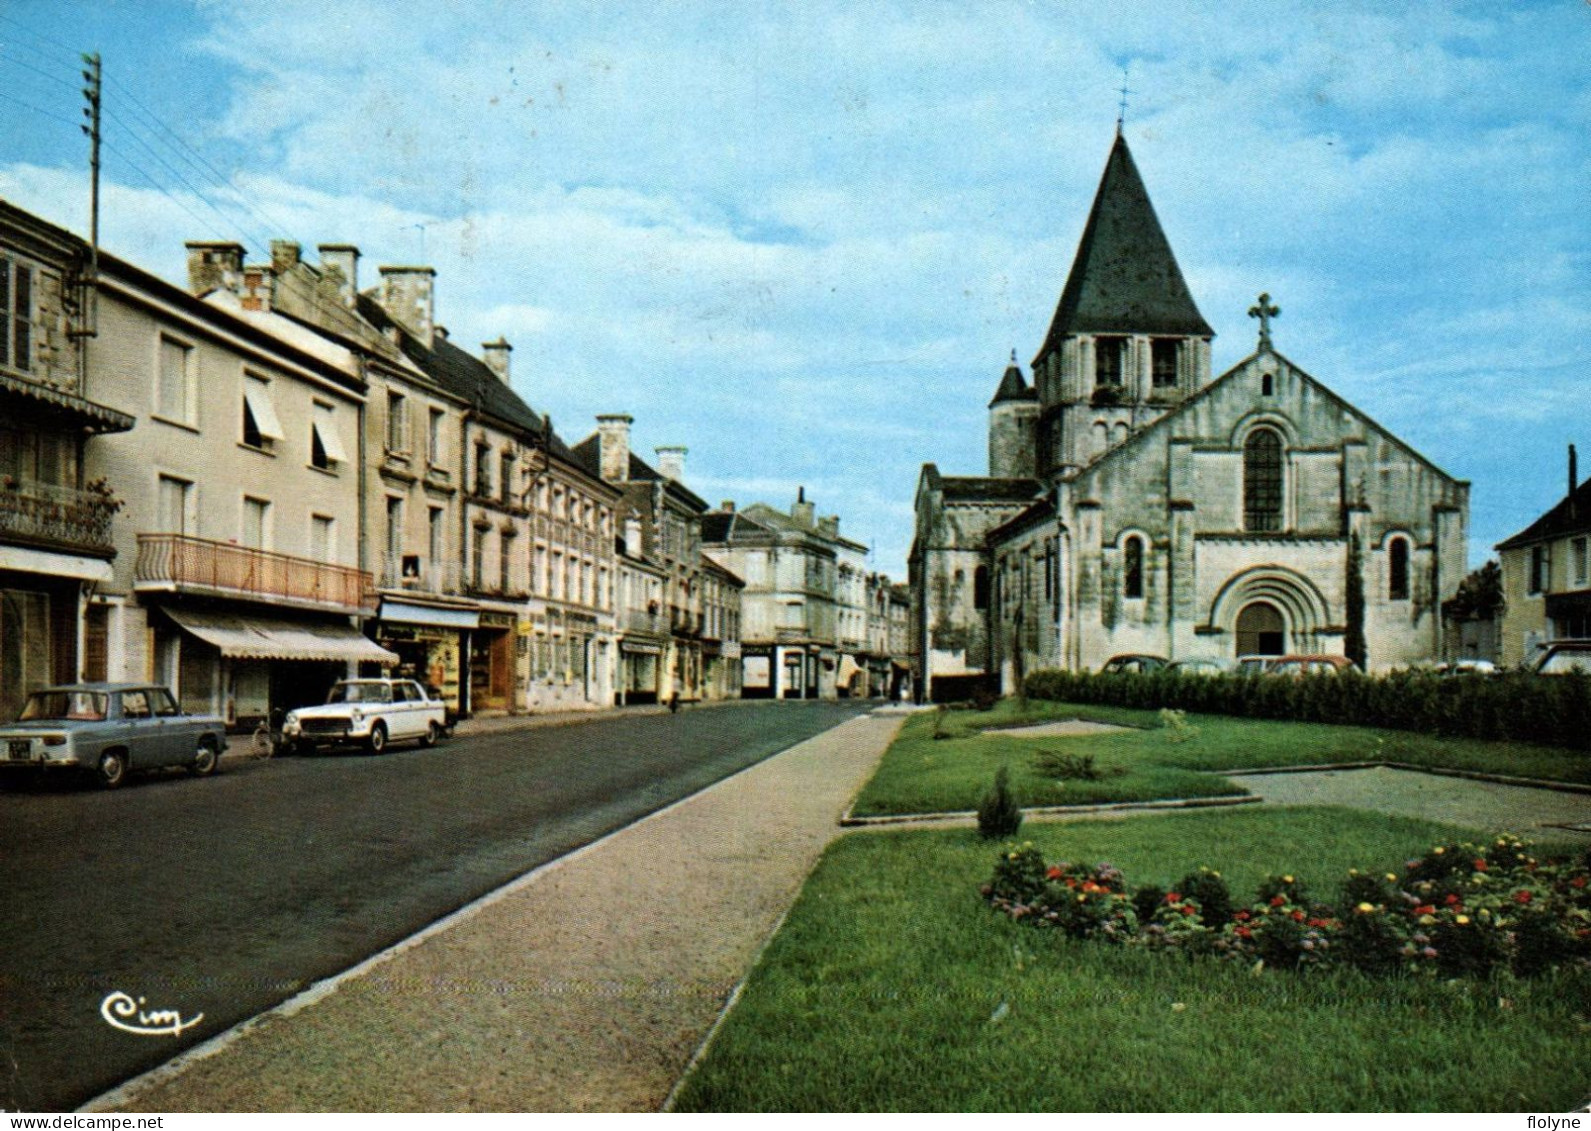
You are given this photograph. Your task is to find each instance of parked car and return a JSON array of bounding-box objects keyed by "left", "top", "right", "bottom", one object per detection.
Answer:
[
  {"left": 0, "top": 683, "right": 227, "bottom": 789},
  {"left": 282, "top": 678, "right": 448, "bottom": 754},
  {"left": 1266, "top": 654, "right": 1356, "bottom": 677},
  {"left": 1100, "top": 654, "right": 1169, "bottom": 674},
  {"left": 1167, "top": 658, "right": 1235, "bottom": 677},
  {"left": 1531, "top": 641, "right": 1591, "bottom": 676},
  {"left": 1234, "top": 655, "right": 1275, "bottom": 676},
  {"left": 1432, "top": 659, "right": 1499, "bottom": 677}
]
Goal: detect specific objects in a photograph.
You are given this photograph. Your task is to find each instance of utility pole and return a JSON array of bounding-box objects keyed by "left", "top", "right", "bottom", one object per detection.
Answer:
[{"left": 77, "top": 52, "right": 101, "bottom": 339}]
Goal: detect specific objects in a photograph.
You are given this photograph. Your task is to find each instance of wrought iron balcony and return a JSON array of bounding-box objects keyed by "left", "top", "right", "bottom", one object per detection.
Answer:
[
  {"left": 0, "top": 478, "right": 117, "bottom": 558},
  {"left": 135, "top": 533, "right": 375, "bottom": 614}
]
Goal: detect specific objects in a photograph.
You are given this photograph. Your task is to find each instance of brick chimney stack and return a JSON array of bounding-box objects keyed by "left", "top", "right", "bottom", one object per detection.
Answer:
[
  {"left": 597, "top": 414, "right": 633, "bottom": 483},
  {"left": 378, "top": 265, "right": 437, "bottom": 348},
  {"left": 792, "top": 486, "right": 815, "bottom": 527},
  {"left": 184, "top": 240, "right": 245, "bottom": 296},
  {"left": 482, "top": 337, "right": 512, "bottom": 384}
]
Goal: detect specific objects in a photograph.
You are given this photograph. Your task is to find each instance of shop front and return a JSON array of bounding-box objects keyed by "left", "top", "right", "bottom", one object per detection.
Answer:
[
  {"left": 370, "top": 597, "right": 476, "bottom": 721},
  {"left": 469, "top": 609, "right": 516, "bottom": 715},
  {"left": 156, "top": 604, "right": 399, "bottom": 729},
  {"left": 0, "top": 562, "right": 95, "bottom": 721}
]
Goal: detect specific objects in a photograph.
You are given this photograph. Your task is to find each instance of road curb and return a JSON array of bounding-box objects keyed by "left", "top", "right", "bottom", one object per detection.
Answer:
[{"left": 839, "top": 792, "right": 1260, "bottom": 828}]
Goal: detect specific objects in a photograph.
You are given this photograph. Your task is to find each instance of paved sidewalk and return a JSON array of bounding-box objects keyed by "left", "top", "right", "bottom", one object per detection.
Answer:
[{"left": 92, "top": 711, "right": 902, "bottom": 1113}]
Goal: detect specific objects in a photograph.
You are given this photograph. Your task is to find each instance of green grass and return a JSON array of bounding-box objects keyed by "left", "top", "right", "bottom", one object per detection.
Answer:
[
  {"left": 672, "top": 808, "right": 1591, "bottom": 1112},
  {"left": 850, "top": 699, "right": 1591, "bottom": 817}
]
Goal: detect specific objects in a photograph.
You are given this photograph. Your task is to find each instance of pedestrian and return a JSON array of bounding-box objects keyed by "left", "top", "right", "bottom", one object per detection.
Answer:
[{"left": 668, "top": 690, "right": 681, "bottom": 714}]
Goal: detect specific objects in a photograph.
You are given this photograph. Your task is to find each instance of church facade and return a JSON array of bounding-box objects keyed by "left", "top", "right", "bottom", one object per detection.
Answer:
[{"left": 910, "top": 133, "right": 1470, "bottom": 699}]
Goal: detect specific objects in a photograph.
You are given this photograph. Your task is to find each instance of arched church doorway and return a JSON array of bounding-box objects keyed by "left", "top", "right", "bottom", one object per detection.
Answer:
[{"left": 1235, "top": 601, "right": 1285, "bottom": 657}]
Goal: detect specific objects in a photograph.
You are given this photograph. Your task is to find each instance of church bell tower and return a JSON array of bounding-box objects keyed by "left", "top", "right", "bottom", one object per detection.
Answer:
[{"left": 1031, "top": 132, "right": 1214, "bottom": 481}]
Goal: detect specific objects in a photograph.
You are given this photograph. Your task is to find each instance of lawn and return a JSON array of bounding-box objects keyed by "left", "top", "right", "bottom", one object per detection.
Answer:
[
  {"left": 671, "top": 808, "right": 1591, "bottom": 1112},
  {"left": 849, "top": 699, "right": 1591, "bottom": 817}
]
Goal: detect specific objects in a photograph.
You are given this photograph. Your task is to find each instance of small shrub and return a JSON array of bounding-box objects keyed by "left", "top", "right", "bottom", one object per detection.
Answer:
[
  {"left": 1256, "top": 873, "right": 1311, "bottom": 908},
  {"left": 1158, "top": 707, "right": 1200, "bottom": 743},
  {"left": 1336, "top": 901, "right": 1408, "bottom": 975},
  {"left": 984, "top": 842, "right": 1048, "bottom": 903},
  {"left": 1174, "top": 867, "right": 1233, "bottom": 930},
  {"left": 977, "top": 765, "right": 1023, "bottom": 840},
  {"left": 930, "top": 705, "right": 949, "bottom": 740},
  {"left": 1033, "top": 749, "right": 1119, "bottom": 781},
  {"left": 1132, "top": 884, "right": 1167, "bottom": 925}
]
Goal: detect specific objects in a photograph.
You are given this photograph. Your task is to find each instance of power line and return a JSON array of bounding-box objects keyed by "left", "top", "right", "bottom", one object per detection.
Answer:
[
  {"left": 0, "top": 44, "right": 79, "bottom": 90},
  {"left": 0, "top": 88, "right": 81, "bottom": 129}
]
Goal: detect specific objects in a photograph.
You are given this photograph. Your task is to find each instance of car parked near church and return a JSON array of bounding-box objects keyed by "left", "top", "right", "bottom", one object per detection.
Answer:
[
  {"left": 0, "top": 683, "right": 227, "bottom": 789},
  {"left": 282, "top": 678, "right": 447, "bottom": 754}
]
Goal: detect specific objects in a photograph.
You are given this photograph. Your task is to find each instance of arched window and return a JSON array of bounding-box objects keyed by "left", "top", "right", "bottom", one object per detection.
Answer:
[
  {"left": 1388, "top": 536, "right": 1410, "bottom": 600},
  {"left": 1243, "top": 428, "right": 1283, "bottom": 532},
  {"left": 1092, "top": 421, "right": 1109, "bottom": 454},
  {"left": 1123, "top": 536, "right": 1144, "bottom": 599}
]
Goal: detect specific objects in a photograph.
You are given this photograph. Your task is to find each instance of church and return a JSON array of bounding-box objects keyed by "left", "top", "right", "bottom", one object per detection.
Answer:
[{"left": 909, "top": 131, "right": 1470, "bottom": 700}]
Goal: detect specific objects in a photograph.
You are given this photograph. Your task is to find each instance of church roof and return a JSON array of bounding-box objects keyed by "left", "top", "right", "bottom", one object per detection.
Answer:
[
  {"left": 939, "top": 475, "right": 1042, "bottom": 503},
  {"left": 988, "top": 356, "right": 1037, "bottom": 407},
  {"left": 1496, "top": 476, "right": 1591, "bottom": 550},
  {"left": 1034, "top": 133, "right": 1213, "bottom": 366}
]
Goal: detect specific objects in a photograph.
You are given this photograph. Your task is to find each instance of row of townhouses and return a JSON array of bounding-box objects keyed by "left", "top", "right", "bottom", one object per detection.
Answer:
[{"left": 0, "top": 198, "right": 908, "bottom": 726}]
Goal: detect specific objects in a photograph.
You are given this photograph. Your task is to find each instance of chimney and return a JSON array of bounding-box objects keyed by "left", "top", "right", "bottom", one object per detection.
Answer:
[
  {"left": 623, "top": 515, "right": 644, "bottom": 557},
  {"left": 596, "top": 414, "right": 633, "bottom": 482},
  {"left": 1572, "top": 443, "right": 1579, "bottom": 520},
  {"left": 482, "top": 337, "right": 512, "bottom": 384},
  {"left": 721, "top": 500, "right": 735, "bottom": 514},
  {"left": 240, "top": 265, "right": 275, "bottom": 311},
  {"left": 378, "top": 265, "right": 437, "bottom": 348},
  {"left": 819, "top": 515, "right": 840, "bottom": 538},
  {"left": 270, "top": 240, "right": 301, "bottom": 275},
  {"left": 184, "top": 240, "right": 245, "bottom": 296},
  {"left": 792, "top": 486, "right": 815, "bottom": 527},
  {"left": 317, "top": 244, "right": 359, "bottom": 308},
  {"left": 655, "top": 446, "right": 687, "bottom": 482}
]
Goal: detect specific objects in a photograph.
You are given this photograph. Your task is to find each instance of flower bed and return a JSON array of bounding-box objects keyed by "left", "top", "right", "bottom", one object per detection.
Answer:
[{"left": 982, "top": 834, "right": 1591, "bottom": 978}]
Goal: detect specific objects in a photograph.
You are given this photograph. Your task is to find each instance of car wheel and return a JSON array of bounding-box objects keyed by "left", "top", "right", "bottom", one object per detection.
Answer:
[
  {"left": 190, "top": 737, "right": 219, "bottom": 777},
  {"left": 98, "top": 750, "right": 128, "bottom": 790},
  {"left": 421, "top": 721, "right": 441, "bottom": 748},
  {"left": 366, "top": 721, "right": 388, "bottom": 755}
]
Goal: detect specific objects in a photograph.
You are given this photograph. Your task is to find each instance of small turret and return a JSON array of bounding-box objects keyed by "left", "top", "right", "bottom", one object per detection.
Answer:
[{"left": 988, "top": 351, "right": 1039, "bottom": 479}]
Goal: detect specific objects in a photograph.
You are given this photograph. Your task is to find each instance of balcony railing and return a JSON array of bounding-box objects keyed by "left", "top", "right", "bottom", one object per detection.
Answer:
[
  {"left": 377, "top": 554, "right": 463, "bottom": 596},
  {"left": 135, "top": 533, "right": 375, "bottom": 614},
  {"left": 0, "top": 479, "right": 116, "bottom": 558}
]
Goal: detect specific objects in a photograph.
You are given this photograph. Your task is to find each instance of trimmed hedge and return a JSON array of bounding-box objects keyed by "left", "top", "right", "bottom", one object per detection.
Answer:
[{"left": 1023, "top": 667, "right": 1591, "bottom": 751}]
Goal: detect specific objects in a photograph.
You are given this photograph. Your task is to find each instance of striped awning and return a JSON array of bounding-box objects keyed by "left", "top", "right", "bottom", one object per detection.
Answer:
[
  {"left": 163, "top": 607, "right": 398, "bottom": 664},
  {"left": 0, "top": 372, "right": 135, "bottom": 433}
]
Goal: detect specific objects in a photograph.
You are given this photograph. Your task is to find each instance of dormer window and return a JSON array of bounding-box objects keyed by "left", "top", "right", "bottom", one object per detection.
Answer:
[{"left": 1095, "top": 336, "right": 1126, "bottom": 387}]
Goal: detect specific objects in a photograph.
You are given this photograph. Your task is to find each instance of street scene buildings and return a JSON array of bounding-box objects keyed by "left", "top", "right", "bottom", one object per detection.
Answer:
[{"left": 0, "top": 203, "right": 907, "bottom": 726}]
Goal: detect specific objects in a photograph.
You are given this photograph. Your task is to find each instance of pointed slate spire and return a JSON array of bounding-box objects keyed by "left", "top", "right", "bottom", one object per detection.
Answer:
[
  {"left": 1034, "top": 134, "right": 1212, "bottom": 367},
  {"left": 989, "top": 349, "right": 1037, "bottom": 406}
]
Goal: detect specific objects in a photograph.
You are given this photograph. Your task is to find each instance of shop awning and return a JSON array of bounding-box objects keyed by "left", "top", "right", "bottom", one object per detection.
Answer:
[
  {"left": 378, "top": 598, "right": 480, "bottom": 630},
  {"left": 0, "top": 544, "right": 113, "bottom": 583},
  {"left": 163, "top": 607, "right": 399, "bottom": 664}
]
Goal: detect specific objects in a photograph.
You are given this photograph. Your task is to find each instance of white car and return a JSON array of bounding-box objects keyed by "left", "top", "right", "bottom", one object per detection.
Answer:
[{"left": 282, "top": 679, "right": 447, "bottom": 755}]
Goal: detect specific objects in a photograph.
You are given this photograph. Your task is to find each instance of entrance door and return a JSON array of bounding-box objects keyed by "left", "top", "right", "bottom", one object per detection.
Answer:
[{"left": 1236, "top": 601, "right": 1286, "bottom": 657}]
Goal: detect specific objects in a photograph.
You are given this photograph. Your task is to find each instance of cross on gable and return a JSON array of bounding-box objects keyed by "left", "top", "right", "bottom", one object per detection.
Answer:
[{"left": 1248, "top": 292, "right": 1280, "bottom": 349}]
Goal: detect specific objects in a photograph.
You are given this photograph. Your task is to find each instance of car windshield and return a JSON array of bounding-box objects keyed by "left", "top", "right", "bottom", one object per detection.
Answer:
[
  {"left": 19, "top": 690, "right": 108, "bottom": 722},
  {"left": 328, "top": 682, "right": 391, "bottom": 704}
]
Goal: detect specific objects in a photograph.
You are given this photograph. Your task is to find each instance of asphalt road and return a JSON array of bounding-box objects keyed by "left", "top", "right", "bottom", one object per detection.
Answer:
[{"left": 0, "top": 699, "right": 869, "bottom": 1113}]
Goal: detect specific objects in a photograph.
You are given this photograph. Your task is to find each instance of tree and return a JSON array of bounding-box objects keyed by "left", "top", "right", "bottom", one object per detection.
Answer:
[
  {"left": 1344, "top": 532, "right": 1367, "bottom": 670},
  {"left": 1442, "top": 560, "right": 1505, "bottom": 623}
]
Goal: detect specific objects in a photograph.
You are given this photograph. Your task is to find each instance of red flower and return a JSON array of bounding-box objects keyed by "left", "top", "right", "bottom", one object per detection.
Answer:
[
  {"left": 1166, "top": 892, "right": 1182, "bottom": 903},
  {"left": 1308, "top": 918, "right": 1331, "bottom": 928},
  {"left": 1181, "top": 905, "right": 1196, "bottom": 916},
  {"left": 1473, "top": 859, "right": 1488, "bottom": 872},
  {"left": 1235, "top": 926, "right": 1253, "bottom": 939},
  {"left": 1571, "top": 876, "right": 1588, "bottom": 890},
  {"left": 1291, "top": 910, "right": 1306, "bottom": 922},
  {"left": 1270, "top": 895, "right": 1287, "bottom": 907},
  {"left": 1444, "top": 893, "right": 1462, "bottom": 906},
  {"left": 1046, "top": 866, "right": 1064, "bottom": 880},
  {"left": 1234, "top": 910, "right": 1251, "bottom": 922},
  {"left": 1415, "top": 905, "right": 1435, "bottom": 916},
  {"left": 1514, "top": 890, "right": 1533, "bottom": 904}
]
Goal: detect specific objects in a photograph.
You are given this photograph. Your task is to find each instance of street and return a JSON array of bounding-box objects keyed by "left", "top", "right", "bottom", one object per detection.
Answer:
[{"left": 0, "top": 700, "right": 869, "bottom": 1113}]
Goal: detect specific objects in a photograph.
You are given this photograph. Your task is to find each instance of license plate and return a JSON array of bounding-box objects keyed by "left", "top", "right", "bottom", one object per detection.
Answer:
[{"left": 7, "top": 739, "right": 32, "bottom": 760}]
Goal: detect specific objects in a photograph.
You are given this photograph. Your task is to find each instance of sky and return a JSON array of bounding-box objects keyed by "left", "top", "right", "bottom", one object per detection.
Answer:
[{"left": 1, "top": 1, "right": 1587, "bottom": 579}]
